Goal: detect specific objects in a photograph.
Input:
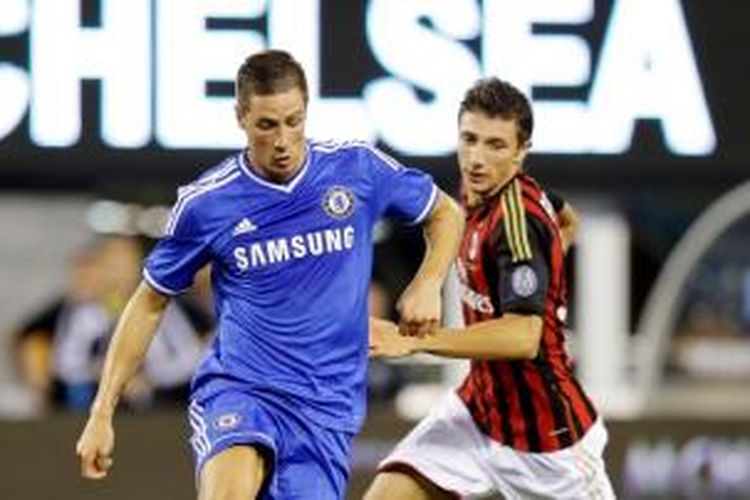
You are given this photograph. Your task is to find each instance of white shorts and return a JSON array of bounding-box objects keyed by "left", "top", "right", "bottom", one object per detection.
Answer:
[{"left": 378, "top": 392, "right": 615, "bottom": 499}]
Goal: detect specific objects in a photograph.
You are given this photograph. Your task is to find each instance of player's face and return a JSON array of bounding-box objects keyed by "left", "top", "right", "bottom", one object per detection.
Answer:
[
  {"left": 457, "top": 110, "right": 529, "bottom": 202},
  {"left": 236, "top": 87, "right": 307, "bottom": 183}
]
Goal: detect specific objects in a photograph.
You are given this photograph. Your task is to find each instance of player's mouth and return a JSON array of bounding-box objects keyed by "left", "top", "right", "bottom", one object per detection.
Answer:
[
  {"left": 272, "top": 156, "right": 292, "bottom": 169},
  {"left": 467, "top": 172, "right": 487, "bottom": 184}
]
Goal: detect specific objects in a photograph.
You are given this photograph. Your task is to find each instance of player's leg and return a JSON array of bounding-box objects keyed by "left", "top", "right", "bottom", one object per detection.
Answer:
[
  {"left": 273, "top": 414, "right": 354, "bottom": 499},
  {"left": 198, "top": 445, "right": 266, "bottom": 500},
  {"left": 188, "top": 394, "right": 279, "bottom": 499},
  {"left": 367, "top": 393, "right": 494, "bottom": 499},
  {"left": 365, "top": 469, "right": 455, "bottom": 500}
]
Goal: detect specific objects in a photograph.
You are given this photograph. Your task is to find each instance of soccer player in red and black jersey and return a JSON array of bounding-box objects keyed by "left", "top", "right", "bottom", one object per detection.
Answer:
[{"left": 366, "top": 78, "right": 615, "bottom": 499}]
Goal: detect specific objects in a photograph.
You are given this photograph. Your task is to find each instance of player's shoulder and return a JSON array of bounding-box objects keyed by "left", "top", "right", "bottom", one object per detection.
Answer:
[
  {"left": 309, "top": 138, "right": 402, "bottom": 170},
  {"left": 164, "top": 153, "right": 244, "bottom": 235},
  {"left": 310, "top": 138, "right": 370, "bottom": 155},
  {"left": 185, "top": 153, "right": 244, "bottom": 193},
  {"left": 180, "top": 154, "right": 244, "bottom": 203},
  {"left": 497, "top": 175, "right": 554, "bottom": 260},
  {"left": 516, "top": 173, "right": 559, "bottom": 224}
]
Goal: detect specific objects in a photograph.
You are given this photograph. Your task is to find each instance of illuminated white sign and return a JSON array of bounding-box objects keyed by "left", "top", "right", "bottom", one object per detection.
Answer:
[{"left": 0, "top": 0, "right": 716, "bottom": 156}]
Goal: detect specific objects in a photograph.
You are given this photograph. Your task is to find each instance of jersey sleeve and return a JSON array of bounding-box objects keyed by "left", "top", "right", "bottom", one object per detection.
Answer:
[
  {"left": 143, "top": 199, "right": 212, "bottom": 296},
  {"left": 364, "top": 145, "right": 438, "bottom": 225},
  {"left": 494, "top": 191, "right": 552, "bottom": 316}
]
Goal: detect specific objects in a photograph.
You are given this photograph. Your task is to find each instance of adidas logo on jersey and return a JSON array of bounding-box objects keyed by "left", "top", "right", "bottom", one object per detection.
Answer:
[{"left": 232, "top": 218, "right": 258, "bottom": 236}]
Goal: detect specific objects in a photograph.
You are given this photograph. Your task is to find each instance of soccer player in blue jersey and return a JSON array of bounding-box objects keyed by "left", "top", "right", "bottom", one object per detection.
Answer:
[{"left": 75, "top": 50, "right": 464, "bottom": 499}]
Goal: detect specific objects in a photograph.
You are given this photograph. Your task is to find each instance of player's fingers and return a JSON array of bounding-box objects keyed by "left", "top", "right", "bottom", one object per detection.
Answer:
[
  {"left": 413, "top": 321, "right": 433, "bottom": 338},
  {"left": 80, "top": 452, "right": 99, "bottom": 478},
  {"left": 96, "top": 455, "right": 114, "bottom": 472},
  {"left": 422, "top": 319, "right": 439, "bottom": 336},
  {"left": 89, "top": 457, "right": 110, "bottom": 479},
  {"left": 79, "top": 446, "right": 110, "bottom": 479},
  {"left": 404, "top": 316, "right": 435, "bottom": 338},
  {"left": 399, "top": 320, "right": 420, "bottom": 337},
  {"left": 397, "top": 319, "right": 410, "bottom": 336}
]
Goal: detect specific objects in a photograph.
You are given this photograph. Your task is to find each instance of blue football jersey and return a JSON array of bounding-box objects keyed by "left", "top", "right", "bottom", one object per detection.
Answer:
[{"left": 144, "top": 139, "right": 437, "bottom": 432}]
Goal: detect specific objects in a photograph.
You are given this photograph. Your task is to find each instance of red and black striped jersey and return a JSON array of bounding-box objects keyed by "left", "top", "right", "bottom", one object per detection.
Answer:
[{"left": 456, "top": 172, "right": 597, "bottom": 452}]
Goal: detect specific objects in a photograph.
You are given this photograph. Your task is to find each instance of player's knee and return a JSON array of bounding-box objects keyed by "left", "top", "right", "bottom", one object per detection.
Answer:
[
  {"left": 364, "top": 471, "right": 434, "bottom": 500},
  {"left": 199, "top": 446, "right": 266, "bottom": 500},
  {"left": 200, "top": 478, "right": 256, "bottom": 500},
  {"left": 362, "top": 475, "right": 389, "bottom": 500}
]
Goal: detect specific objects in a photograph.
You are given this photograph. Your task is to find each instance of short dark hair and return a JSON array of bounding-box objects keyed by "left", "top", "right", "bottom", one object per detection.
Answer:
[
  {"left": 459, "top": 78, "right": 533, "bottom": 145},
  {"left": 236, "top": 50, "right": 309, "bottom": 109}
]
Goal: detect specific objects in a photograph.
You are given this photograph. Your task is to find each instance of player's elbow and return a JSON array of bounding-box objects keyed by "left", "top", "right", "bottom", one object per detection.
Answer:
[
  {"left": 447, "top": 193, "right": 466, "bottom": 231},
  {"left": 428, "top": 191, "right": 465, "bottom": 234},
  {"left": 132, "top": 280, "right": 171, "bottom": 321},
  {"left": 508, "top": 314, "right": 543, "bottom": 359},
  {"left": 520, "top": 337, "right": 540, "bottom": 359}
]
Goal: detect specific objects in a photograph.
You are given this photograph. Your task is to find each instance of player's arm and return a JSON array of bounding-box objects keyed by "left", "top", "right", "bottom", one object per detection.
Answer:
[
  {"left": 397, "top": 191, "right": 464, "bottom": 337},
  {"left": 76, "top": 281, "right": 169, "bottom": 479},
  {"left": 547, "top": 191, "right": 579, "bottom": 253},
  {"left": 370, "top": 314, "right": 541, "bottom": 359},
  {"left": 376, "top": 198, "right": 553, "bottom": 360}
]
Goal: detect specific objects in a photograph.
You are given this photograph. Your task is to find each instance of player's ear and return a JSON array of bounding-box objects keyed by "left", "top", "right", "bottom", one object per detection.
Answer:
[
  {"left": 235, "top": 103, "right": 247, "bottom": 129},
  {"left": 514, "top": 140, "right": 531, "bottom": 166}
]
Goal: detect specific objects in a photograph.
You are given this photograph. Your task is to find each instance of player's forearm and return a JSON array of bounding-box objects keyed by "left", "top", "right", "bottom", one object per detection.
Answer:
[
  {"left": 417, "top": 191, "right": 465, "bottom": 284},
  {"left": 90, "top": 281, "right": 169, "bottom": 417},
  {"left": 415, "top": 313, "right": 543, "bottom": 360}
]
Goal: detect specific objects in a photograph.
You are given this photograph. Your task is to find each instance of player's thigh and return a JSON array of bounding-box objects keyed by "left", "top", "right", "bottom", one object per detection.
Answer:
[
  {"left": 275, "top": 421, "right": 353, "bottom": 499},
  {"left": 199, "top": 444, "right": 266, "bottom": 500},
  {"left": 365, "top": 470, "right": 455, "bottom": 500}
]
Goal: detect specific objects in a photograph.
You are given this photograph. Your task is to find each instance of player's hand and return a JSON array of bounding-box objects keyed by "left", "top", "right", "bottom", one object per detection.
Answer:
[
  {"left": 369, "top": 318, "right": 416, "bottom": 357},
  {"left": 76, "top": 411, "right": 115, "bottom": 479},
  {"left": 396, "top": 277, "right": 442, "bottom": 338}
]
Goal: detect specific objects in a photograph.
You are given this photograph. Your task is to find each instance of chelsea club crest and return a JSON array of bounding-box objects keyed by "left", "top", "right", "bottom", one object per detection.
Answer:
[{"left": 323, "top": 186, "right": 355, "bottom": 219}]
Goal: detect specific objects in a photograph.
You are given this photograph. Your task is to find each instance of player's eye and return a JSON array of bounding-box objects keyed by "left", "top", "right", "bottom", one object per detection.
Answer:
[
  {"left": 461, "top": 134, "right": 477, "bottom": 145},
  {"left": 256, "top": 119, "right": 277, "bottom": 130}
]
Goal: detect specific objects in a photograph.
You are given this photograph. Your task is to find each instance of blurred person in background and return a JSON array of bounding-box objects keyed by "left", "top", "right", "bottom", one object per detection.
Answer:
[
  {"left": 14, "top": 235, "right": 213, "bottom": 413},
  {"left": 96, "top": 235, "right": 143, "bottom": 315},
  {"left": 94, "top": 235, "right": 215, "bottom": 410},
  {"left": 15, "top": 242, "right": 110, "bottom": 412},
  {"left": 367, "top": 78, "right": 614, "bottom": 499},
  {"left": 75, "top": 49, "right": 463, "bottom": 500}
]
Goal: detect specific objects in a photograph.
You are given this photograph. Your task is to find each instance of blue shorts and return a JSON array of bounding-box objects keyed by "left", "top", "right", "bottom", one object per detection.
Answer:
[{"left": 187, "top": 390, "right": 354, "bottom": 499}]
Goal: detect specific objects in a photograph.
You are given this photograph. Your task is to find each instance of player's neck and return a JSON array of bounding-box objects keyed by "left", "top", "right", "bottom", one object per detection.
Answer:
[
  {"left": 470, "top": 171, "right": 519, "bottom": 207},
  {"left": 244, "top": 149, "right": 306, "bottom": 185}
]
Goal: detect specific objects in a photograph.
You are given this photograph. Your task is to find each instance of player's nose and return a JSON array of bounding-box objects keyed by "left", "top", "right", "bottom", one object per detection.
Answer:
[
  {"left": 466, "top": 149, "right": 485, "bottom": 170},
  {"left": 469, "top": 157, "right": 484, "bottom": 171},
  {"left": 274, "top": 130, "right": 290, "bottom": 150}
]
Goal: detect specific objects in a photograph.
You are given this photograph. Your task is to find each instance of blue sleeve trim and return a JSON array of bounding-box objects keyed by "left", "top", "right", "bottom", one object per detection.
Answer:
[
  {"left": 408, "top": 183, "right": 439, "bottom": 226},
  {"left": 142, "top": 268, "right": 185, "bottom": 296}
]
